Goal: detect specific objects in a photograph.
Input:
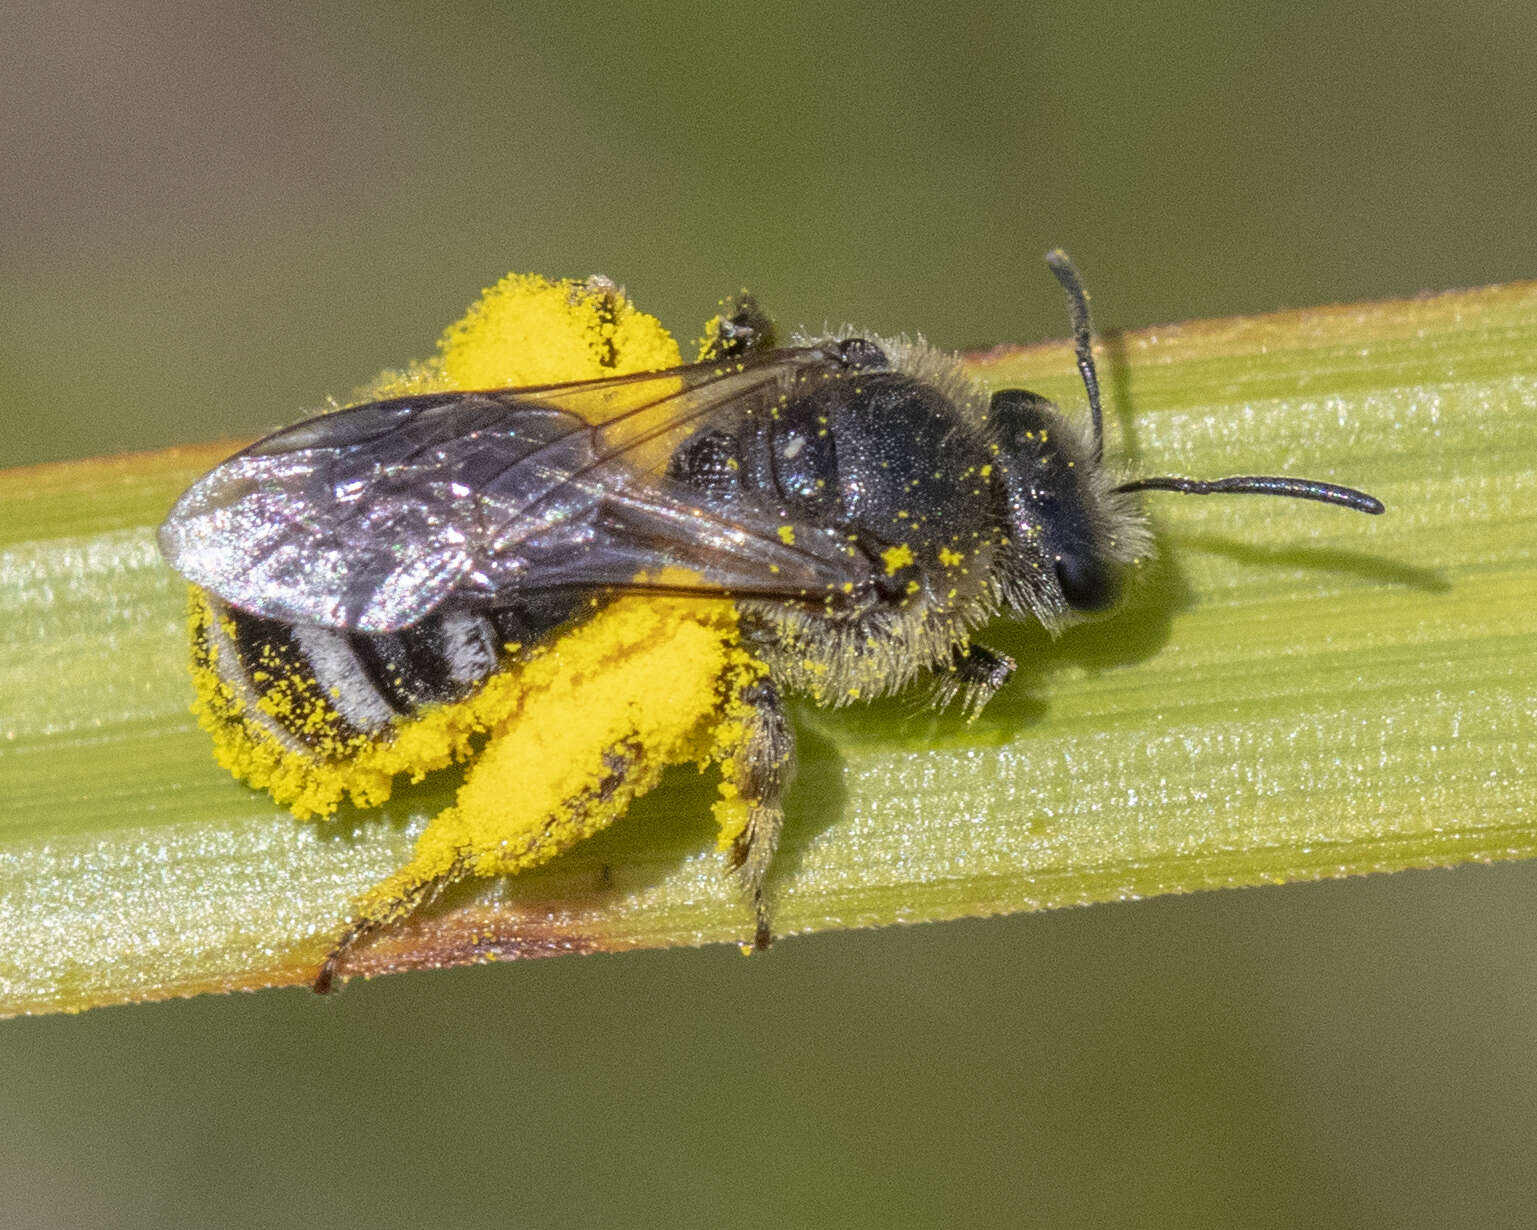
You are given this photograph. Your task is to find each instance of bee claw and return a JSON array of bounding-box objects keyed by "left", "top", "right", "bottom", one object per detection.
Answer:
[{"left": 312, "top": 958, "right": 339, "bottom": 996}]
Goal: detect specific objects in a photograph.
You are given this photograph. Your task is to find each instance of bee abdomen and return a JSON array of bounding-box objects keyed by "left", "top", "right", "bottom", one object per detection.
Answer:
[
  {"left": 198, "top": 592, "right": 590, "bottom": 758},
  {"left": 200, "top": 603, "right": 502, "bottom": 752},
  {"left": 345, "top": 611, "right": 500, "bottom": 716},
  {"left": 186, "top": 588, "right": 596, "bottom": 819}
]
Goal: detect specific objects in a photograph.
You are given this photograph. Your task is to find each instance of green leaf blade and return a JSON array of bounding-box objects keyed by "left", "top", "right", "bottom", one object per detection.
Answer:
[{"left": 2, "top": 284, "right": 1534, "bottom": 1015}]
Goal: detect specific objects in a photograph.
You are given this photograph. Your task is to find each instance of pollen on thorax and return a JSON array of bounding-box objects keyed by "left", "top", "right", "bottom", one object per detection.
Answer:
[{"left": 881, "top": 543, "right": 916, "bottom": 575}]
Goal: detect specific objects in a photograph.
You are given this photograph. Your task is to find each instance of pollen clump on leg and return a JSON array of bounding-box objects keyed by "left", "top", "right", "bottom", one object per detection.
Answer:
[
  {"left": 341, "top": 593, "right": 770, "bottom": 961},
  {"left": 362, "top": 273, "right": 682, "bottom": 400}
]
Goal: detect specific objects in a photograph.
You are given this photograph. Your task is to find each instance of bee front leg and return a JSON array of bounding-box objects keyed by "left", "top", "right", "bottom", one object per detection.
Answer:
[
  {"left": 718, "top": 678, "right": 795, "bottom": 951},
  {"left": 931, "top": 643, "right": 1017, "bottom": 718}
]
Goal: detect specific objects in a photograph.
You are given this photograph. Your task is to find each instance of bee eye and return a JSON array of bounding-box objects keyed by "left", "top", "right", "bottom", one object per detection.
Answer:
[{"left": 1055, "top": 553, "right": 1122, "bottom": 613}]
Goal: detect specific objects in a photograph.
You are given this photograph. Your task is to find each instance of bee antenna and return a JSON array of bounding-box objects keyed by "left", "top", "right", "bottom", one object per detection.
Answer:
[
  {"left": 1045, "top": 251, "right": 1384, "bottom": 518},
  {"left": 1044, "top": 249, "right": 1104, "bottom": 464},
  {"left": 1115, "top": 474, "right": 1385, "bottom": 514}
]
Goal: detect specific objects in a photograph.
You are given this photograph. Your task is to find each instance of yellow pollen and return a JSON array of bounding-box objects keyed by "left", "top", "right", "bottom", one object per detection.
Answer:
[{"left": 882, "top": 543, "right": 916, "bottom": 575}]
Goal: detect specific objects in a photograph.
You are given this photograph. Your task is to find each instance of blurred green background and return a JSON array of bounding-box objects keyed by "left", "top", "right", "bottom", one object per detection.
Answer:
[{"left": 5, "top": 2, "right": 1536, "bottom": 1226}]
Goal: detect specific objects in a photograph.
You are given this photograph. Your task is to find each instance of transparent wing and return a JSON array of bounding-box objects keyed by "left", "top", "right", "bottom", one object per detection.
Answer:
[{"left": 159, "top": 352, "right": 874, "bottom": 633}]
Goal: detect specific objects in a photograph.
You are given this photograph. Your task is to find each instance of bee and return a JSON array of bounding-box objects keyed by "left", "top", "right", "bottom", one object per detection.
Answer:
[{"left": 159, "top": 252, "right": 1383, "bottom": 992}]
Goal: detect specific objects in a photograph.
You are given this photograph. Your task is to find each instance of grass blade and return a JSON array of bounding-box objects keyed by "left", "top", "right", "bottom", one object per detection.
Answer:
[{"left": 2, "top": 282, "right": 1533, "bottom": 1015}]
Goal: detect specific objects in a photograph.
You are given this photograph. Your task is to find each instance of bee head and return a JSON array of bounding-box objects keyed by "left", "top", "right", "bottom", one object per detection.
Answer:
[
  {"left": 984, "top": 250, "right": 1383, "bottom": 625},
  {"left": 987, "top": 387, "right": 1137, "bottom": 616}
]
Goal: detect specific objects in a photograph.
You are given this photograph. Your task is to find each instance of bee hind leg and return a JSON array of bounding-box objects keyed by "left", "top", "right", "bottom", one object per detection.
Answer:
[
  {"left": 719, "top": 678, "right": 795, "bottom": 951},
  {"left": 314, "top": 736, "right": 649, "bottom": 994},
  {"left": 313, "top": 848, "right": 472, "bottom": 994}
]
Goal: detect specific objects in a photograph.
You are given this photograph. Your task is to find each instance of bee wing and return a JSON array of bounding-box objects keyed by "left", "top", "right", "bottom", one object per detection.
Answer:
[{"left": 160, "top": 352, "right": 873, "bottom": 633}]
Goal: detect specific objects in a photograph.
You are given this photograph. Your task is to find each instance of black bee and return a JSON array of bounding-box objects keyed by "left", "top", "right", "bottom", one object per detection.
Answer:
[{"left": 159, "top": 252, "right": 1382, "bottom": 990}]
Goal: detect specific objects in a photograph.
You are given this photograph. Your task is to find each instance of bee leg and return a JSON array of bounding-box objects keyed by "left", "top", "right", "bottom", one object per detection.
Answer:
[
  {"left": 933, "top": 643, "right": 1017, "bottom": 718},
  {"left": 314, "top": 737, "right": 646, "bottom": 994},
  {"left": 313, "top": 850, "right": 470, "bottom": 995},
  {"left": 720, "top": 678, "right": 795, "bottom": 950},
  {"left": 699, "top": 292, "right": 777, "bottom": 361}
]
